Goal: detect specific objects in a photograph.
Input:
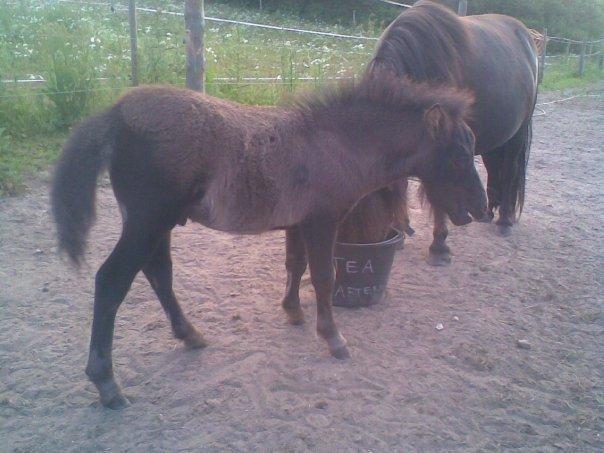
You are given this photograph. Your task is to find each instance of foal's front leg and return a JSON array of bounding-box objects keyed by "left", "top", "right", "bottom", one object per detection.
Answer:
[
  {"left": 427, "top": 208, "right": 451, "bottom": 266},
  {"left": 300, "top": 218, "right": 349, "bottom": 359},
  {"left": 281, "top": 227, "right": 307, "bottom": 325}
]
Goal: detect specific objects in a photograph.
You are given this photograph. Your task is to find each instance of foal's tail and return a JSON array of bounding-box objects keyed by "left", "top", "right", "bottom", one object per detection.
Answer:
[{"left": 51, "top": 110, "right": 113, "bottom": 266}]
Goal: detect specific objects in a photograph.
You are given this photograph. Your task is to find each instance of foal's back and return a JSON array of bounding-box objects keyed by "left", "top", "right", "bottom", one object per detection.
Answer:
[
  {"left": 113, "top": 86, "right": 296, "bottom": 190},
  {"left": 111, "top": 86, "right": 325, "bottom": 234}
]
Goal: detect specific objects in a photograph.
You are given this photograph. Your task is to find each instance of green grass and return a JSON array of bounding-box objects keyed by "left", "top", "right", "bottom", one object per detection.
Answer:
[
  {"left": 540, "top": 59, "right": 603, "bottom": 91},
  {"left": 0, "top": 129, "right": 66, "bottom": 195},
  {"left": 0, "top": 0, "right": 602, "bottom": 195}
]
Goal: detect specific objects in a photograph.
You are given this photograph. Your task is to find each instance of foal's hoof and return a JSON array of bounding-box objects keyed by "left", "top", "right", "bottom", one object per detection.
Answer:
[
  {"left": 104, "top": 392, "right": 131, "bottom": 410},
  {"left": 183, "top": 327, "right": 208, "bottom": 349},
  {"left": 325, "top": 333, "right": 349, "bottom": 360},
  {"left": 497, "top": 224, "right": 513, "bottom": 237},
  {"left": 96, "top": 379, "right": 130, "bottom": 410},
  {"left": 285, "top": 307, "right": 305, "bottom": 326},
  {"left": 427, "top": 252, "right": 451, "bottom": 267},
  {"left": 282, "top": 298, "right": 305, "bottom": 325}
]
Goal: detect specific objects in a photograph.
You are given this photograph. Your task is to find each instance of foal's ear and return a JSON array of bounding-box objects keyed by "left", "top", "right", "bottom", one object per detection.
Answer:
[{"left": 424, "top": 104, "right": 452, "bottom": 140}]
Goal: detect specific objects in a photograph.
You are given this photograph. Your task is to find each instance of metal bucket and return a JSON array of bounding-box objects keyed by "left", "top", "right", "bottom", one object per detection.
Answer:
[{"left": 332, "top": 229, "right": 403, "bottom": 307}]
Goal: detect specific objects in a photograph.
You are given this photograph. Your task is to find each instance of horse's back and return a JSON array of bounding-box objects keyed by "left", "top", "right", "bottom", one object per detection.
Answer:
[{"left": 461, "top": 14, "right": 538, "bottom": 152}]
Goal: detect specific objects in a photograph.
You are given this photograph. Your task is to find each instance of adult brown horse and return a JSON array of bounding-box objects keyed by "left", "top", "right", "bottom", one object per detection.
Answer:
[
  {"left": 52, "top": 75, "right": 486, "bottom": 408},
  {"left": 339, "top": 0, "right": 538, "bottom": 264}
]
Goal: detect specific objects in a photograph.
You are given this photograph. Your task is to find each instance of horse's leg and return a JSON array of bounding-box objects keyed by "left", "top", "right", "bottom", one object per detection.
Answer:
[
  {"left": 85, "top": 216, "right": 169, "bottom": 409},
  {"left": 496, "top": 153, "right": 519, "bottom": 236},
  {"left": 427, "top": 208, "right": 451, "bottom": 266},
  {"left": 300, "top": 218, "right": 349, "bottom": 359},
  {"left": 143, "top": 232, "right": 206, "bottom": 348},
  {"left": 481, "top": 151, "right": 504, "bottom": 223},
  {"left": 281, "top": 227, "right": 307, "bottom": 325},
  {"left": 495, "top": 120, "right": 531, "bottom": 236}
]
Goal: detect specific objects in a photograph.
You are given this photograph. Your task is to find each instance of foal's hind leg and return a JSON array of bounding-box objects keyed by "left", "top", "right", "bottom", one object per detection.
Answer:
[
  {"left": 143, "top": 233, "right": 206, "bottom": 348},
  {"left": 85, "top": 217, "right": 169, "bottom": 409},
  {"left": 427, "top": 208, "right": 451, "bottom": 266},
  {"left": 301, "top": 217, "right": 349, "bottom": 359},
  {"left": 281, "top": 227, "right": 307, "bottom": 325}
]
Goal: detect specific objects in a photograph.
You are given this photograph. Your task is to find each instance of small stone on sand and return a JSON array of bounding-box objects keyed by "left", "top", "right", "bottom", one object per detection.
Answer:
[
  {"left": 314, "top": 400, "right": 328, "bottom": 409},
  {"left": 516, "top": 339, "right": 531, "bottom": 350},
  {"left": 435, "top": 322, "right": 444, "bottom": 331}
]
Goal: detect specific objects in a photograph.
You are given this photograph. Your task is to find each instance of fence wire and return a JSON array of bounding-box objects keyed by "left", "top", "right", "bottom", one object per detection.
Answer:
[
  {"left": 375, "top": 0, "right": 413, "bottom": 8},
  {"left": 56, "top": 0, "right": 379, "bottom": 41}
]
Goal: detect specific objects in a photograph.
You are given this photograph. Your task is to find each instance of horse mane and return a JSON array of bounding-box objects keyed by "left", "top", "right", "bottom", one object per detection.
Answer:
[
  {"left": 292, "top": 72, "right": 474, "bottom": 123},
  {"left": 367, "top": 0, "right": 472, "bottom": 84}
]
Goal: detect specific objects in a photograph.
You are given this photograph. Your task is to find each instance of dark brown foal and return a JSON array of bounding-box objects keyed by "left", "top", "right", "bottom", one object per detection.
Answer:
[{"left": 53, "top": 76, "right": 486, "bottom": 408}]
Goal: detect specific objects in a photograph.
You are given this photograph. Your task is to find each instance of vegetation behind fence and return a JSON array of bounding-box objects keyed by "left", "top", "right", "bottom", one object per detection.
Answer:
[
  {"left": 0, "top": 0, "right": 602, "bottom": 194},
  {"left": 220, "top": 0, "right": 604, "bottom": 42}
]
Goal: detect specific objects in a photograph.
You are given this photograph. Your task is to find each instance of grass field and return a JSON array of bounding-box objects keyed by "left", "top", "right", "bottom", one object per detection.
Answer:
[{"left": 0, "top": 0, "right": 602, "bottom": 195}]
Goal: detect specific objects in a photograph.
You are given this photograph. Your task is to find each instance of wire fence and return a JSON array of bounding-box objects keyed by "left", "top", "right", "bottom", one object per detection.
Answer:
[{"left": 56, "top": 0, "right": 380, "bottom": 40}]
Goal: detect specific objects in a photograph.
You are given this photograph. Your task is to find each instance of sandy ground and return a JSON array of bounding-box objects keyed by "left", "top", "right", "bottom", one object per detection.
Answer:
[{"left": 1, "top": 92, "right": 602, "bottom": 452}]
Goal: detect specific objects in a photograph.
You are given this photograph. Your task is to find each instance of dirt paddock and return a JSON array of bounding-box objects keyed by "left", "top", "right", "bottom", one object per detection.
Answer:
[{"left": 1, "top": 92, "right": 602, "bottom": 451}]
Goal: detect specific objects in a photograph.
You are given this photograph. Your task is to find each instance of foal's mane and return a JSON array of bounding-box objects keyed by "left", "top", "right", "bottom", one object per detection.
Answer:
[
  {"left": 293, "top": 73, "right": 473, "bottom": 123},
  {"left": 367, "top": 0, "right": 471, "bottom": 83}
]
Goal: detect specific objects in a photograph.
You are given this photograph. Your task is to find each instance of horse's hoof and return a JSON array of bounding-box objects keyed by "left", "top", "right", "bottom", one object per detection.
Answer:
[
  {"left": 497, "top": 224, "right": 513, "bottom": 237},
  {"left": 183, "top": 327, "right": 208, "bottom": 349},
  {"left": 427, "top": 252, "right": 451, "bottom": 266},
  {"left": 330, "top": 345, "right": 351, "bottom": 360},
  {"left": 96, "top": 378, "right": 130, "bottom": 410}
]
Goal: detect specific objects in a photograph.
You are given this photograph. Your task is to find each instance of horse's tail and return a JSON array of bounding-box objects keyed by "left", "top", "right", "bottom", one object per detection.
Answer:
[
  {"left": 513, "top": 114, "right": 533, "bottom": 219},
  {"left": 51, "top": 110, "right": 113, "bottom": 266}
]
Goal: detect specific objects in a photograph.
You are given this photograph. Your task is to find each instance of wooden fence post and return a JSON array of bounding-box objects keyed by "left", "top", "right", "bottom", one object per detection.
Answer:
[
  {"left": 128, "top": 0, "right": 138, "bottom": 86},
  {"left": 185, "top": 0, "right": 205, "bottom": 92},
  {"left": 538, "top": 28, "right": 547, "bottom": 84},
  {"left": 578, "top": 40, "right": 586, "bottom": 77},
  {"left": 458, "top": 0, "right": 468, "bottom": 16}
]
